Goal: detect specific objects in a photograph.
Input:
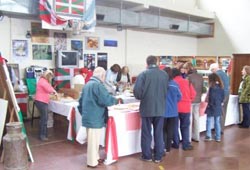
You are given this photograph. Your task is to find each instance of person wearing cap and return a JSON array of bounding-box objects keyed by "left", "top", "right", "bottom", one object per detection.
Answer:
[
  {"left": 209, "top": 63, "right": 230, "bottom": 133},
  {"left": 71, "top": 68, "right": 87, "bottom": 89},
  {"left": 35, "top": 70, "right": 57, "bottom": 141}
]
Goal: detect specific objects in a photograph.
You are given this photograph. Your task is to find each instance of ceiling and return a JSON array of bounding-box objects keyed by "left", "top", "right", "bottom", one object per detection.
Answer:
[
  {"left": 0, "top": 0, "right": 215, "bottom": 37},
  {"left": 95, "top": 0, "right": 215, "bottom": 36}
]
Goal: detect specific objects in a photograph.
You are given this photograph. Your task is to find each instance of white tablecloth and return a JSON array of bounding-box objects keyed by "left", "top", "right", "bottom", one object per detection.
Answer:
[
  {"left": 199, "top": 94, "right": 239, "bottom": 132},
  {"left": 48, "top": 99, "right": 141, "bottom": 164}
]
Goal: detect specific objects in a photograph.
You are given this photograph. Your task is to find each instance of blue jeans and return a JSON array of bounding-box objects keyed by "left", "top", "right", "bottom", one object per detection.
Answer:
[
  {"left": 172, "top": 116, "right": 179, "bottom": 147},
  {"left": 35, "top": 100, "right": 48, "bottom": 139},
  {"left": 206, "top": 116, "right": 221, "bottom": 140},
  {"left": 179, "top": 113, "right": 191, "bottom": 149},
  {"left": 141, "top": 117, "right": 164, "bottom": 160},
  {"left": 242, "top": 103, "right": 250, "bottom": 127}
]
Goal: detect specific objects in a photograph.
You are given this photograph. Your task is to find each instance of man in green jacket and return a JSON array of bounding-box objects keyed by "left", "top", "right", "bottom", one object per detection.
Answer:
[{"left": 78, "top": 67, "right": 119, "bottom": 168}]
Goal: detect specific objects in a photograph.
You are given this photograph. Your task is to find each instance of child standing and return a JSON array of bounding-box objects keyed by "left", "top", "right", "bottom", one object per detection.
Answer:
[{"left": 205, "top": 73, "right": 225, "bottom": 142}]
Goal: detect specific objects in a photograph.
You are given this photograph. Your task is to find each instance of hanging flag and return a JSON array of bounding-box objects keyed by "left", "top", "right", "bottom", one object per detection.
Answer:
[
  {"left": 82, "top": 0, "right": 96, "bottom": 31},
  {"left": 39, "top": 0, "right": 68, "bottom": 25},
  {"left": 55, "top": 0, "right": 84, "bottom": 16}
]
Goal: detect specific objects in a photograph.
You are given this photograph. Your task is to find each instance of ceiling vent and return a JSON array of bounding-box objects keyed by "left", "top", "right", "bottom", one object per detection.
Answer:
[
  {"left": 96, "top": 14, "right": 105, "bottom": 21},
  {"left": 169, "top": 24, "right": 179, "bottom": 30}
]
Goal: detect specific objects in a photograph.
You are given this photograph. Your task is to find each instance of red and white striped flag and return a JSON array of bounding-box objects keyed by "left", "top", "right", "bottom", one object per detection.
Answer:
[{"left": 39, "top": 0, "right": 68, "bottom": 25}]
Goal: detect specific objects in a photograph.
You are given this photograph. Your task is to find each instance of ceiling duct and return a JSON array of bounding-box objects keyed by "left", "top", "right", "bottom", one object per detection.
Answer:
[
  {"left": 96, "top": 0, "right": 214, "bottom": 37},
  {"left": 0, "top": 0, "right": 214, "bottom": 37}
]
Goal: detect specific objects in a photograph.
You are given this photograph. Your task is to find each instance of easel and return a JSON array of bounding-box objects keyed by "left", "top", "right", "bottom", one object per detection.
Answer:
[{"left": 0, "top": 57, "right": 34, "bottom": 162}]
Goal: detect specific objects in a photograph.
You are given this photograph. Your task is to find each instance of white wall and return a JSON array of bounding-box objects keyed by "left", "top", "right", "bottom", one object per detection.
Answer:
[
  {"left": 197, "top": 0, "right": 250, "bottom": 55},
  {"left": 126, "top": 30, "right": 197, "bottom": 76},
  {"left": 0, "top": 16, "right": 197, "bottom": 79}
]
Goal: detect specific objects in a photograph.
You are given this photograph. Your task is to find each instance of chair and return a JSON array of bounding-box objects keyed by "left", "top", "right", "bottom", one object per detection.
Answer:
[{"left": 26, "top": 78, "right": 37, "bottom": 127}]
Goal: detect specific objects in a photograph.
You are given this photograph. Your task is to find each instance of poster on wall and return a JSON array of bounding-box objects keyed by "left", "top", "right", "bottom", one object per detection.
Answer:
[
  {"left": 85, "top": 36, "right": 99, "bottom": 50},
  {"left": 97, "top": 53, "right": 108, "bottom": 70},
  {"left": 54, "top": 32, "right": 67, "bottom": 52},
  {"left": 71, "top": 40, "right": 83, "bottom": 60},
  {"left": 160, "top": 56, "right": 173, "bottom": 67},
  {"left": 84, "top": 54, "right": 95, "bottom": 70},
  {"left": 31, "top": 22, "right": 49, "bottom": 43},
  {"left": 12, "top": 40, "right": 28, "bottom": 58},
  {"left": 104, "top": 40, "right": 118, "bottom": 47},
  {"left": 32, "top": 45, "right": 52, "bottom": 60}
]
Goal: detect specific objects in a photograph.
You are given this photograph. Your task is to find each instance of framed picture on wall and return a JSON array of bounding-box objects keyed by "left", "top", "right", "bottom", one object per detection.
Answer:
[
  {"left": 71, "top": 40, "right": 83, "bottom": 60},
  {"left": 84, "top": 53, "right": 96, "bottom": 70},
  {"left": 54, "top": 32, "right": 67, "bottom": 52},
  {"left": 31, "top": 22, "right": 49, "bottom": 43},
  {"left": 32, "top": 44, "right": 52, "bottom": 60},
  {"left": 85, "top": 36, "right": 100, "bottom": 50},
  {"left": 12, "top": 40, "right": 28, "bottom": 58}
]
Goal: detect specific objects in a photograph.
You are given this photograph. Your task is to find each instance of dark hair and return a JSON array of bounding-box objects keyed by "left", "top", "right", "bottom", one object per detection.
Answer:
[
  {"left": 110, "top": 64, "right": 121, "bottom": 73},
  {"left": 208, "top": 73, "right": 224, "bottom": 89},
  {"left": 163, "top": 67, "right": 173, "bottom": 80},
  {"left": 146, "top": 55, "right": 157, "bottom": 65},
  {"left": 172, "top": 68, "right": 181, "bottom": 78}
]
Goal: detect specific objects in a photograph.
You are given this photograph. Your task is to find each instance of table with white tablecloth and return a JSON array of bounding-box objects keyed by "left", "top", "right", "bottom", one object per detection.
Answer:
[{"left": 48, "top": 98, "right": 142, "bottom": 165}]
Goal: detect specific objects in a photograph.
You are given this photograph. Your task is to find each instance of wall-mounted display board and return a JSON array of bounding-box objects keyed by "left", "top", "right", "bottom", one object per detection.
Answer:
[
  {"left": 231, "top": 54, "right": 250, "bottom": 95},
  {"left": 218, "top": 56, "right": 231, "bottom": 72}
]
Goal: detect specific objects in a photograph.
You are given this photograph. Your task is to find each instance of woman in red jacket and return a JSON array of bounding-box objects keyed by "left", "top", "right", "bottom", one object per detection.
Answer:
[{"left": 172, "top": 68, "right": 196, "bottom": 150}]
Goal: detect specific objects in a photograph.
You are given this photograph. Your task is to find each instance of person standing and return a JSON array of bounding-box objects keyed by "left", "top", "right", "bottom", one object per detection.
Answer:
[
  {"left": 238, "top": 65, "right": 250, "bottom": 128},
  {"left": 209, "top": 63, "right": 230, "bottom": 133},
  {"left": 183, "top": 62, "right": 203, "bottom": 142},
  {"left": 71, "top": 67, "right": 87, "bottom": 89},
  {"left": 116, "top": 66, "right": 131, "bottom": 84},
  {"left": 133, "top": 55, "right": 169, "bottom": 163},
  {"left": 78, "top": 67, "right": 119, "bottom": 168},
  {"left": 172, "top": 68, "right": 196, "bottom": 150},
  {"left": 35, "top": 70, "right": 57, "bottom": 141},
  {"left": 205, "top": 73, "right": 224, "bottom": 142},
  {"left": 163, "top": 67, "right": 181, "bottom": 153}
]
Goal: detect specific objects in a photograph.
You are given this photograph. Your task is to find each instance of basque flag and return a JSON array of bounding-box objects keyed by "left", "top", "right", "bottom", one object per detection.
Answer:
[{"left": 39, "top": 0, "right": 68, "bottom": 25}]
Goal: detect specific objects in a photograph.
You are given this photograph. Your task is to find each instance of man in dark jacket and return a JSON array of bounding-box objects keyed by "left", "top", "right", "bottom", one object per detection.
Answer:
[{"left": 133, "top": 55, "right": 169, "bottom": 163}]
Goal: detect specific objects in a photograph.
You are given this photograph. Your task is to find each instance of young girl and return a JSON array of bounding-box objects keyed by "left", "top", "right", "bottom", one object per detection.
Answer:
[{"left": 205, "top": 73, "right": 224, "bottom": 142}]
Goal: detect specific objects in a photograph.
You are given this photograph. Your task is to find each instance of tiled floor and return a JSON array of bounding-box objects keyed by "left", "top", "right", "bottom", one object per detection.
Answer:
[{"left": 1, "top": 115, "right": 250, "bottom": 170}]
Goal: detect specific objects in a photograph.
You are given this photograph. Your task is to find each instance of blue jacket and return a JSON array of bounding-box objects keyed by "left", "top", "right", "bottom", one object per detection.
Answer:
[
  {"left": 205, "top": 84, "right": 224, "bottom": 116},
  {"left": 78, "top": 76, "right": 117, "bottom": 128},
  {"left": 216, "top": 70, "right": 230, "bottom": 97},
  {"left": 133, "top": 65, "right": 169, "bottom": 117},
  {"left": 164, "top": 80, "right": 182, "bottom": 118}
]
